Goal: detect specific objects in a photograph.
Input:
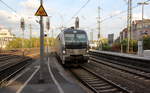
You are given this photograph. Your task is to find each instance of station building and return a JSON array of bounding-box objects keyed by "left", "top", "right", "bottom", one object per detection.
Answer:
[{"left": 0, "top": 28, "right": 15, "bottom": 49}]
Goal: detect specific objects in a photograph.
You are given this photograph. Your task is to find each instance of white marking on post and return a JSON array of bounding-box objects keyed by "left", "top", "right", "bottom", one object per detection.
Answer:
[
  {"left": 48, "top": 58, "right": 64, "bottom": 93},
  {"left": 16, "top": 66, "right": 40, "bottom": 93}
]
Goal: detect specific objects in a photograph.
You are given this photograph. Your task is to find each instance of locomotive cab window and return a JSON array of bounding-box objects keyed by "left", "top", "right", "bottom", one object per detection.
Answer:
[
  {"left": 64, "top": 34, "right": 75, "bottom": 42},
  {"left": 64, "top": 33, "right": 87, "bottom": 42},
  {"left": 76, "top": 34, "right": 87, "bottom": 42}
]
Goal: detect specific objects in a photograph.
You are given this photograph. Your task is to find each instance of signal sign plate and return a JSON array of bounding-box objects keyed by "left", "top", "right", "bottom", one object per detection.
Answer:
[{"left": 35, "top": 5, "right": 48, "bottom": 16}]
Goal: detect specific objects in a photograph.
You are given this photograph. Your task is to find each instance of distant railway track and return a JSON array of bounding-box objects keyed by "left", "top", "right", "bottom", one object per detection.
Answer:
[
  {"left": 90, "top": 56, "right": 150, "bottom": 79},
  {"left": 0, "top": 48, "right": 40, "bottom": 56},
  {"left": 0, "top": 49, "right": 39, "bottom": 87},
  {"left": 89, "top": 50, "right": 150, "bottom": 79},
  {"left": 0, "top": 55, "right": 20, "bottom": 62},
  {"left": 0, "top": 56, "right": 32, "bottom": 87},
  {"left": 71, "top": 66, "right": 131, "bottom": 93}
]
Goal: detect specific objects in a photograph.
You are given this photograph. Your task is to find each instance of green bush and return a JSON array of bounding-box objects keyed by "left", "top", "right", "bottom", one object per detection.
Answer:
[{"left": 143, "top": 36, "right": 150, "bottom": 50}]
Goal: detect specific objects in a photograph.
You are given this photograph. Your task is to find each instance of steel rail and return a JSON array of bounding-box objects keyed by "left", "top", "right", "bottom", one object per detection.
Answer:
[
  {"left": 0, "top": 57, "right": 32, "bottom": 87},
  {"left": 90, "top": 56, "right": 150, "bottom": 79},
  {"left": 71, "top": 66, "right": 131, "bottom": 93}
]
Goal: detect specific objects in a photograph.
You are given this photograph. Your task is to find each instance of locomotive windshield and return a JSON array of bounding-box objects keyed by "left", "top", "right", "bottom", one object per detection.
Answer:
[{"left": 64, "top": 33, "right": 87, "bottom": 43}]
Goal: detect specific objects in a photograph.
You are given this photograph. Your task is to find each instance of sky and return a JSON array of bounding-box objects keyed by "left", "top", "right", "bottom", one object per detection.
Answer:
[{"left": 0, "top": 0, "right": 150, "bottom": 40}]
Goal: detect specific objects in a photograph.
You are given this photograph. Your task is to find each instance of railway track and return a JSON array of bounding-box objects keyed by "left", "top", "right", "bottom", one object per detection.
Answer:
[
  {"left": 0, "top": 57, "right": 32, "bottom": 87},
  {"left": 0, "top": 49, "right": 39, "bottom": 69},
  {"left": 71, "top": 66, "right": 131, "bottom": 93},
  {"left": 0, "top": 49, "right": 39, "bottom": 87},
  {"left": 88, "top": 50, "right": 150, "bottom": 80},
  {"left": 0, "top": 55, "right": 21, "bottom": 62},
  {"left": 90, "top": 56, "right": 150, "bottom": 79}
]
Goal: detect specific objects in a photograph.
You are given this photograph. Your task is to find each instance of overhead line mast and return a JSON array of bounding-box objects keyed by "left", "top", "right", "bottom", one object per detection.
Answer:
[
  {"left": 97, "top": 6, "right": 101, "bottom": 39},
  {"left": 127, "top": 0, "right": 132, "bottom": 53},
  {"left": 97, "top": 0, "right": 102, "bottom": 50}
]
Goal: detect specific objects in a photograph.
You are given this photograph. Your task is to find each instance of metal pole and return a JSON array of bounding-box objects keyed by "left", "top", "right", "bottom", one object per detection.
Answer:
[
  {"left": 97, "top": 6, "right": 100, "bottom": 39},
  {"left": 98, "top": 0, "right": 101, "bottom": 40},
  {"left": 21, "top": 18, "right": 25, "bottom": 56},
  {"left": 23, "top": 28, "right": 24, "bottom": 56},
  {"left": 47, "top": 31, "right": 49, "bottom": 59},
  {"left": 52, "top": 29, "right": 53, "bottom": 38},
  {"left": 29, "top": 24, "right": 32, "bottom": 48},
  {"left": 97, "top": 6, "right": 102, "bottom": 50},
  {"left": 46, "top": 17, "right": 50, "bottom": 60},
  {"left": 39, "top": 0, "right": 44, "bottom": 82},
  {"left": 120, "top": 33, "right": 123, "bottom": 53},
  {"left": 141, "top": 4, "right": 144, "bottom": 55},
  {"left": 75, "top": 17, "right": 79, "bottom": 29},
  {"left": 127, "top": 0, "right": 132, "bottom": 53},
  {"left": 137, "top": 2, "right": 149, "bottom": 56},
  {"left": 22, "top": 28, "right": 23, "bottom": 56},
  {"left": 138, "top": 4, "right": 144, "bottom": 56}
]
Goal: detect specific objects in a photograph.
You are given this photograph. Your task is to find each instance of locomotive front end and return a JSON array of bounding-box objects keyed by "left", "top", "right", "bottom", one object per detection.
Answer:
[{"left": 62, "top": 30, "right": 89, "bottom": 65}]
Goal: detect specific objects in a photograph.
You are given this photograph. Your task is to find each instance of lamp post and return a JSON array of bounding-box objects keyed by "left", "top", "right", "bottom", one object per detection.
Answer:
[{"left": 137, "top": 1, "right": 149, "bottom": 56}]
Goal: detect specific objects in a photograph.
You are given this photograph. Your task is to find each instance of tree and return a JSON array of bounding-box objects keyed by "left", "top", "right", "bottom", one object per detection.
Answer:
[
  {"left": 6, "top": 38, "right": 22, "bottom": 49},
  {"left": 111, "top": 42, "right": 121, "bottom": 52},
  {"left": 97, "top": 38, "right": 111, "bottom": 51},
  {"left": 6, "top": 37, "right": 56, "bottom": 49},
  {"left": 143, "top": 35, "right": 150, "bottom": 50},
  {"left": 6, "top": 37, "right": 40, "bottom": 49},
  {"left": 111, "top": 38, "right": 138, "bottom": 53}
]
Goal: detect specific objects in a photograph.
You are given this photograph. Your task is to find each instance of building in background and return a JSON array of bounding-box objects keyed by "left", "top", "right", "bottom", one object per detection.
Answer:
[
  {"left": 132, "top": 19, "right": 150, "bottom": 40},
  {"left": 120, "top": 19, "right": 150, "bottom": 40},
  {"left": 90, "top": 31, "right": 93, "bottom": 41},
  {"left": 120, "top": 28, "right": 128, "bottom": 40},
  {"left": 108, "top": 34, "right": 114, "bottom": 46},
  {"left": 0, "top": 28, "right": 15, "bottom": 49}
]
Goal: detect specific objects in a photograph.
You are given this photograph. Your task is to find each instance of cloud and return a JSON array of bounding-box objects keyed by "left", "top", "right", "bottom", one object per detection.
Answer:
[
  {"left": 20, "top": 0, "right": 39, "bottom": 9},
  {"left": 0, "top": 24, "right": 4, "bottom": 28},
  {"left": 20, "top": 0, "right": 53, "bottom": 16},
  {"left": 19, "top": 0, "right": 39, "bottom": 17},
  {"left": 0, "top": 8, "right": 40, "bottom": 38},
  {"left": 133, "top": 13, "right": 142, "bottom": 20},
  {"left": 108, "top": 10, "right": 122, "bottom": 17},
  {"left": 0, "top": 10, "right": 19, "bottom": 26},
  {"left": 0, "top": 0, "right": 55, "bottom": 38}
]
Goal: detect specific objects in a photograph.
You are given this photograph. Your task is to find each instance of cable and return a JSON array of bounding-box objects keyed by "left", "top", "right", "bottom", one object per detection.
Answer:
[
  {"left": 0, "top": 0, "right": 17, "bottom": 13},
  {"left": 70, "top": 0, "right": 90, "bottom": 23},
  {"left": 101, "top": 5, "right": 137, "bottom": 23},
  {"left": 66, "top": 0, "right": 91, "bottom": 25},
  {"left": 101, "top": 0, "right": 150, "bottom": 23},
  {"left": 72, "top": 0, "right": 90, "bottom": 18},
  {"left": 86, "top": 0, "right": 149, "bottom": 28}
]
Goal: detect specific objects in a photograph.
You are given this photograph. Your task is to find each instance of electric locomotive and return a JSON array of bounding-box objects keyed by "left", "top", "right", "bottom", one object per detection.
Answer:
[{"left": 55, "top": 28, "right": 89, "bottom": 66}]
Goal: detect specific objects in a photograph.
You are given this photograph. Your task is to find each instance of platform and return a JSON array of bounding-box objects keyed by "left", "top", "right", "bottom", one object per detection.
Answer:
[{"left": 0, "top": 55, "right": 86, "bottom": 93}]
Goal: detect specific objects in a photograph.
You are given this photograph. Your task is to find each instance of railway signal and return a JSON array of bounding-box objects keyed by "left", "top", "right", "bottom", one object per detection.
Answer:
[
  {"left": 75, "top": 17, "right": 79, "bottom": 29},
  {"left": 20, "top": 18, "right": 25, "bottom": 30},
  {"left": 46, "top": 17, "right": 50, "bottom": 30}
]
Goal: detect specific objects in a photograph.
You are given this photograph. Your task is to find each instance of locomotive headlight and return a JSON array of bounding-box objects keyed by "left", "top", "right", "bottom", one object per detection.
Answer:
[
  {"left": 63, "top": 50, "right": 66, "bottom": 54},
  {"left": 86, "top": 50, "right": 89, "bottom": 53}
]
